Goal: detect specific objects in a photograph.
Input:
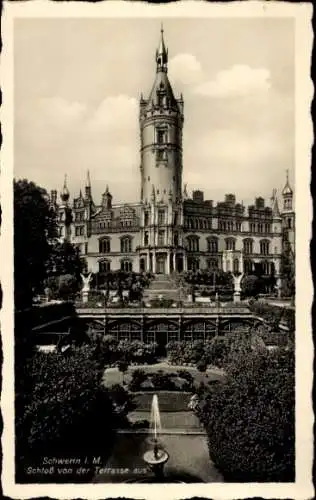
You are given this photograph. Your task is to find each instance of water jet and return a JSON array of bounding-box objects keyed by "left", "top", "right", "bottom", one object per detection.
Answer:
[{"left": 143, "top": 394, "right": 169, "bottom": 478}]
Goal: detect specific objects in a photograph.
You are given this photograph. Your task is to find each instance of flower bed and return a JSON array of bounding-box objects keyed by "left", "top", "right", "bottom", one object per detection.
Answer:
[{"left": 128, "top": 368, "right": 194, "bottom": 392}]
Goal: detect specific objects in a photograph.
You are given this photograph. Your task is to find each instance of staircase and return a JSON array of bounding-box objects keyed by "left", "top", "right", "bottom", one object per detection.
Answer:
[{"left": 143, "top": 274, "right": 181, "bottom": 302}]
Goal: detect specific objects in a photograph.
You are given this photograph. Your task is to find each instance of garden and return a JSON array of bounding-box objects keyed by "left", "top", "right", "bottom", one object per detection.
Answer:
[{"left": 75, "top": 271, "right": 154, "bottom": 308}]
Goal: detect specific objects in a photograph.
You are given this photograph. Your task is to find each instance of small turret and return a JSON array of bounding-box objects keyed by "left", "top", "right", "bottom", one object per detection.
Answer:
[
  {"left": 102, "top": 185, "right": 112, "bottom": 209},
  {"left": 60, "top": 175, "right": 70, "bottom": 204},
  {"left": 85, "top": 170, "right": 92, "bottom": 200},
  {"left": 282, "top": 170, "right": 293, "bottom": 212},
  {"left": 271, "top": 189, "right": 281, "bottom": 217},
  {"left": 50, "top": 189, "right": 57, "bottom": 206},
  {"left": 151, "top": 185, "right": 156, "bottom": 203}
]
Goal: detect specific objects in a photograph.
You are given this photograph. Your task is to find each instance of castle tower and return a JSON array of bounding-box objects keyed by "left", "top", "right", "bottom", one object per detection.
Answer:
[
  {"left": 138, "top": 27, "right": 185, "bottom": 275},
  {"left": 59, "top": 175, "right": 72, "bottom": 242},
  {"left": 281, "top": 170, "right": 295, "bottom": 258},
  {"left": 139, "top": 26, "right": 184, "bottom": 204}
]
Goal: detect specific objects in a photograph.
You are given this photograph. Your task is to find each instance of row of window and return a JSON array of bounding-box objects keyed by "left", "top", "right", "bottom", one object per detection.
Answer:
[
  {"left": 99, "top": 260, "right": 132, "bottom": 273},
  {"left": 97, "top": 235, "right": 273, "bottom": 255},
  {"left": 185, "top": 218, "right": 273, "bottom": 233},
  {"left": 99, "top": 236, "right": 132, "bottom": 254},
  {"left": 96, "top": 220, "right": 137, "bottom": 230},
  {"left": 99, "top": 257, "right": 275, "bottom": 276},
  {"left": 188, "top": 257, "right": 275, "bottom": 275},
  {"left": 249, "top": 223, "right": 272, "bottom": 233},
  {"left": 187, "top": 236, "right": 271, "bottom": 255}
]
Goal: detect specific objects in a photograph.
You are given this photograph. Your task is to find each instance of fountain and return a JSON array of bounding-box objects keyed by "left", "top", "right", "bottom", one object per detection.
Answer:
[{"left": 143, "top": 394, "right": 169, "bottom": 479}]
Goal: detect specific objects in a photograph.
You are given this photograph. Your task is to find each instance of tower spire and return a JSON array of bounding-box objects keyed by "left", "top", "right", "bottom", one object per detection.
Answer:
[
  {"left": 60, "top": 174, "right": 70, "bottom": 203},
  {"left": 156, "top": 23, "right": 168, "bottom": 73},
  {"left": 282, "top": 169, "right": 293, "bottom": 196},
  {"left": 85, "top": 169, "right": 92, "bottom": 200}
]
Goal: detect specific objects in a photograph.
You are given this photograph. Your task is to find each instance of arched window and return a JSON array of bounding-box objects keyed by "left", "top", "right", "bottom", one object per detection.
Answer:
[
  {"left": 144, "top": 232, "right": 149, "bottom": 246},
  {"left": 233, "top": 259, "right": 239, "bottom": 274},
  {"left": 186, "top": 235, "right": 199, "bottom": 252},
  {"left": 99, "top": 237, "right": 111, "bottom": 254},
  {"left": 207, "top": 237, "right": 218, "bottom": 253},
  {"left": 120, "top": 236, "right": 132, "bottom": 253},
  {"left": 225, "top": 238, "right": 236, "bottom": 251},
  {"left": 262, "top": 261, "right": 270, "bottom": 275},
  {"left": 207, "top": 259, "right": 218, "bottom": 270},
  {"left": 144, "top": 211, "right": 149, "bottom": 226},
  {"left": 244, "top": 259, "right": 253, "bottom": 274},
  {"left": 243, "top": 239, "right": 253, "bottom": 255},
  {"left": 121, "top": 260, "right": 133, "bottom": 272},
  {"left": 260, "top": 239, "right": 270, "bottom": 255},
  {"left": 99, "top": 260, "right": 111, "bottom": 273},
  {"left": 158, "top": 209, "right": 165, "bottom": 225}
]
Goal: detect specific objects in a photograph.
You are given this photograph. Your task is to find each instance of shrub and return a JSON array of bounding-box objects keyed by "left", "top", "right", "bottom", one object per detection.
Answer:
[
  {"left": 196, "top": 359, "right": 208, "bottom": 372},
  {"left": 108, "top": 383, "right": 136, "bottom": 426},
  {"left": 177, "top": 369, "right": 194, "bottom": 384},
  {"left": 128, "top": 368, "right": 148, "bottom": 391},
  {"left": 15, "top": 346, "right": 118, "bottom": 482},
  {"left": 197, "top": 346, "right": 295, "bottom": 482}
]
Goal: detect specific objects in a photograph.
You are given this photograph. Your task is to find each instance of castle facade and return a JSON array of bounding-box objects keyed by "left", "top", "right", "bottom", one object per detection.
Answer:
[{"left": 51, "top": 29, "right": 295, "bottom": 279}]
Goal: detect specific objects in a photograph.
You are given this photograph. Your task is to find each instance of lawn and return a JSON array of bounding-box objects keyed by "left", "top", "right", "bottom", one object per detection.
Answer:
[
  {"left": 133, "top": 391, "right": 192, "bottom": 412},
  {"left": 103, "top": 361, "right": 225, "bottom": 389}
]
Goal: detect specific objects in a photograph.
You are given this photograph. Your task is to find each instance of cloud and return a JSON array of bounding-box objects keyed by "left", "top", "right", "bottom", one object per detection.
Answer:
[
  {"left": 194, "top": 65, "right": 271, "bottom": 98},
  {"left": 169, "top": 53, "right": 204, "bottom": 86},
  {"left": 39, "top": 97, "right": 87, "bottom": 123},
  {"left": 87, "top": 95, "right": 138, "bottom": 133},
  {"left": 15, "top": 94, "right": 140, "bottom": 202}
]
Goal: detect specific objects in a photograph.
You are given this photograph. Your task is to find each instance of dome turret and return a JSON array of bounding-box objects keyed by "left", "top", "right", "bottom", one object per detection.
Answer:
[{"left": 60, "top": 175, "right": 70, "bottom": 203}]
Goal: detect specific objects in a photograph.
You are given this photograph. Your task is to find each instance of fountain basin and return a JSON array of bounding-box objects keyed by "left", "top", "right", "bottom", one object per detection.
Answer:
[{"left": 143, "top": 449, "right": 169, "bottom": 466}]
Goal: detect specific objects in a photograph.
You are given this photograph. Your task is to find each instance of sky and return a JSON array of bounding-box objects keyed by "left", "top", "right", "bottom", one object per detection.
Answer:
[{"left": 14, "top": 17, "right": 295, "bottom": 207}]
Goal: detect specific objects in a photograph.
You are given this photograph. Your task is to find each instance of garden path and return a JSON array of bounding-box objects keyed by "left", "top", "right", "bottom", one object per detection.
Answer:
[{"left": 94, "top": 362, "right": 225, "bottom": 482}]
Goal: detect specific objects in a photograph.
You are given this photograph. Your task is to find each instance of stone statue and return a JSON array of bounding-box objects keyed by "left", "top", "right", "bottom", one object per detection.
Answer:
[
  {"left": 233, "top": 273, "right": 244, "bottom": 294},
  {"left": 81, "top": 273, "right": 92, "bottom": 292}
]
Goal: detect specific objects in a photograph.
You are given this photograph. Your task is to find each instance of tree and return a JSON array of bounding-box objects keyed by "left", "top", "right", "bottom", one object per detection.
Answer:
[
  {"left": 15, "top": 346, "right": 119, "bottom": 482},
  {"left": 280, "top": 242, "right": 295, "bottom": 297},
  {"left": 46, "top": 240, "right": 84, "bottom": 282},
  {"left": 14, "top": 179, "right": 57, "bottom": 309},
  {"left": 241, "top": 275, "right": 260, "bottom": 298},
  {"left": 197, "top": 345, "right": 295, "bottom": 482}
]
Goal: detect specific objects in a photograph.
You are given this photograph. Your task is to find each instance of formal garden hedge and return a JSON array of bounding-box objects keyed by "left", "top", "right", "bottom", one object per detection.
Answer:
[
  {"left": 196, "top": 342, "right": 295, "bottom": 482},
  {"left": 127, "top": 368, "right": 195, "bottom": 392},
  {"left": 166, "top": 338, "right": 229, "bottom": 368},
  {"left": 90, "top": 335, "right": 159, "bottom": 365}
]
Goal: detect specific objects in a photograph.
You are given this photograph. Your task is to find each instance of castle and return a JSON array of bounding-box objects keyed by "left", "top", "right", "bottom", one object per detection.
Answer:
[{"left": 50, "top": 28, "right": 295, "bottom": 280}]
